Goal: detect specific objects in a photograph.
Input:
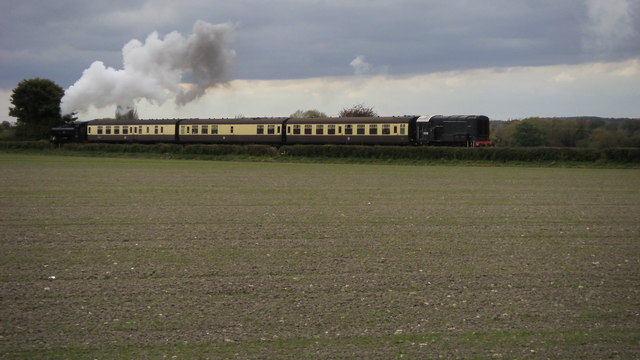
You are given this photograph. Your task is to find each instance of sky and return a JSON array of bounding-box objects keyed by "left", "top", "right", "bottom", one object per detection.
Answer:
[{"left": 1, "top": 0, "right": 639, "bottom": 122}]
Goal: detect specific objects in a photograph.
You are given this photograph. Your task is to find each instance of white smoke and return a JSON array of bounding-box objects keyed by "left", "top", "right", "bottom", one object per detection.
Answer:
[
  {"left": 349, "top": 55, "right": 389, "bottom": 76},
  {"left": 61, "top": 20, "right": 236, "bottom": 115},
  {"left": 350, "top": 55, "right": 373, "bottom": 75}
]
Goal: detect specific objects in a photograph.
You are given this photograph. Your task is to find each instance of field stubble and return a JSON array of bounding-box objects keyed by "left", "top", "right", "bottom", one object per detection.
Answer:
[{"left": 0, "top": 154, "right": 638, "bottom": 358}]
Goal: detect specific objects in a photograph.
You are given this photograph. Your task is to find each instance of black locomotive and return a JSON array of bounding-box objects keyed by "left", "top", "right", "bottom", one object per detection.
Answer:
[{"left": 51, "top": 115, "right": 492, "bottom": 147}]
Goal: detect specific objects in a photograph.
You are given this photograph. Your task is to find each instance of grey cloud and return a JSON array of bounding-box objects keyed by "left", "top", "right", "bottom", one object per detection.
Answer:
[{"left": 1, "top": 0, "right": 639, "bottom": 89}]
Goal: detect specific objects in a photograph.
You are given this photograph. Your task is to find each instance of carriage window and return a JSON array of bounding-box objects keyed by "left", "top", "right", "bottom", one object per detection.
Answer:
[
  {"left": 328, "top": 125, "right": 336, "bottom": 135},
  {"left": 382, "top": 124, "right": 390, "bottom": 135},
  {"left": 211, "top": 125, "right": 218, "bottom": 134},
  {"left": 114, "top": 126, "right": 120, "bottom": 135},
  {"left": 268, "top": 125, "right": 275, "bottom": 134},
  {"left": 400, "top": 125, "right": 406, "bottom": 135},
  {"left": 316, "top": 125, "right": 324, "bottom": 135},
  {"left": 345, "top": 124, "right": 353, "bottom": 135},
  {"left": 146, "top": 126, "right": 150, "bottom": 134},
  {"left": 201, "top": 125, "right": 208, "bottom": 134},
  {"left": 97, "top": 126, "right": 103, "bottom": 135},
  {"left": 393, "top": 126, "right": 398, "bottom": 134},
  {"left": 192, "top": 125, "right": 198, "bottom": 134},
  {"left": 357, "top": 125, "right": 365, "bottom": 135},
  {"left": 304, "top": 124, "right": 312, "bottom": 135},
  {"left": 230, "top": 126, "right": 234, "bottom": 134},
  {"left": 123, "top": 126, "right": 128, "bottom": 135},
  {"left": 105, "top": 126, "right": 112, "bottom": 135},
  {"left": 369, "top": 124, "right": 378, "bottom": 135},
  {"left": 257, "top": 125, "right": 264, "bottom": 134},
  {"left": 277, "top": 126, "right": 281, "bottom": 133},
  {"left": 293, "top": 124, "right": 301, "bottom": 134}
]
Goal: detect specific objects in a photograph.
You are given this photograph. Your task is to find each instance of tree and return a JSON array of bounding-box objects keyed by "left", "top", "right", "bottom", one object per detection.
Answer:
[
  {"left": 546, "top": 118, "right": 585, "bottom": 147},
  {"left": 339, "top": 104, "right": 377, "bottom": 117},
  {"left": 511, "top": 121, "right": 548, "bottom": 147},
  {"left": 587, "top": 128, "right": 626, "bottom": 148},
  {"left": 290, "top": 109, "right": 327, "bottom": 118},
  {"left": 9, "top": 78, "right": 66, "bottom": 139}
]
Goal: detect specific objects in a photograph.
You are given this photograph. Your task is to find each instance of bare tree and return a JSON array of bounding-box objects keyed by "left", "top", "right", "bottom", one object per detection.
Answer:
[
  {"left": 290, "top": 109, "right": 327, "bottom": 118},
  {"left": 339, "top": 104, "right": 377, "bottom": 117}
]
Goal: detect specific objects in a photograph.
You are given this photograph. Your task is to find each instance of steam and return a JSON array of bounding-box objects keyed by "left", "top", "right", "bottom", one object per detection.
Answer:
[
  {"left": 349, "top": 55, "right": 389, "bottom": 76},
  {"left": 61, "top": 20, "right": 236, "bottom": 116},
  {"left": 350, "top": 55, "right": 373, "bottom": 75}
]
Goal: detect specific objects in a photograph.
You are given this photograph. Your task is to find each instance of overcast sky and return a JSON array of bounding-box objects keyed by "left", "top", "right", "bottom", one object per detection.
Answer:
[{"left": 1, "top": 0, "right": 639, "bottom": 121}]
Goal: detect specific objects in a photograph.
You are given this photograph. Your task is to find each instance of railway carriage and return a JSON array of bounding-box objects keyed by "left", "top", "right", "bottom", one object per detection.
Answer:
[
  {"left": 285, "top": 116, "right": 415, "bottom": 145},
  {"left": 178, "top": 118, "right": 284, "bottom": 144},
  {"left": 86, "top": 119, "right": 178, "bottom": 143}
]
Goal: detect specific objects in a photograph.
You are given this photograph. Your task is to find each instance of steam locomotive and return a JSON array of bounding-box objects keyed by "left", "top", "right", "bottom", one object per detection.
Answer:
[{"left": 51, "top": 115, "right": 492, "bottom": 147}]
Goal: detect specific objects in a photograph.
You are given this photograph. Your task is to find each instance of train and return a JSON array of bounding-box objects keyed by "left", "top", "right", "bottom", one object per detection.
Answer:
[{"left": 50, "top": 115, "right": 492, "bottom": 147}]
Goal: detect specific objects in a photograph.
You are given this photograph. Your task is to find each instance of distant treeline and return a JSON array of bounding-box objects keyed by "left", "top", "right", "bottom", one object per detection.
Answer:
[
  {"left": 491, "top": 117, "right": 640, "bottom": 148},
  {"left": 1, "top": 141, "right": 639, "bottom": 164}
]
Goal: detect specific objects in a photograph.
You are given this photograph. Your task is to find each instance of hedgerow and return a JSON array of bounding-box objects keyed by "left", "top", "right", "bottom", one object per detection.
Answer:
[{"left": 1, "top": 141, "right": 638, "bottom": 163}]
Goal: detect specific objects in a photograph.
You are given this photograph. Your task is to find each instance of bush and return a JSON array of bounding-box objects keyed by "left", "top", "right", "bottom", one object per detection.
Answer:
[
  {"left": 2, "top": 141, "right": 639, "bottom": 163},
  {"left": 278, "top": 145, "right": 639, "bottom": 163},
  {"left": 247, "top": 144, "right": 278, "bottom": 157},
  {"left": 601, "top": 148, "right": 640, "bottom": 163},
  {"left": 0, "top": 140, "right": 53, "bottom": 150}
]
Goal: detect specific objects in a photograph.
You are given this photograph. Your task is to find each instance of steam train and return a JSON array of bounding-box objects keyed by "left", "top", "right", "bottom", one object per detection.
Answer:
[{"left": 51, "top": 115, "right": 492, "bottom": 147}]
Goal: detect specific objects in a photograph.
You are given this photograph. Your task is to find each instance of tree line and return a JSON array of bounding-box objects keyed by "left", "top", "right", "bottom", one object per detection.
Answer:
[{"left": 491, "top": 117, "right": 640, "bottom": 148}]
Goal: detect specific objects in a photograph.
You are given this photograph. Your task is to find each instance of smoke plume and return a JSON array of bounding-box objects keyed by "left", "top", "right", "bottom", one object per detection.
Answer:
[
  {"left": 350, "top": 55, "right": 389, "bottom": 76},
  {"left": 61, "top": 20, "right": 236, "bottom": 116},
  {"left": 350, "top": 55, "right": 373, "bottom": 75}
]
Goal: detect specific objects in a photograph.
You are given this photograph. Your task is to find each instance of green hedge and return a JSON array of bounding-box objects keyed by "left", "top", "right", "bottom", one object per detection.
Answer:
[
  {"left": 0, "top": 140, "right": 54, "bottom": 150},
  {"left": 1, "top": 141, "right": 639, "bottom": 163},
  {"left": 278, "top": 145, "right": 639, "bottom": 163},
  {"left": 182, "top": 144, "right": 277, "bottom": 156}
]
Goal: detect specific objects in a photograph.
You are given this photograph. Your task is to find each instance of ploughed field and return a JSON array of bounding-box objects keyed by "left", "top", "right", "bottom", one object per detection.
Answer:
[{"left": 0, "top": 154, "right": 638, "bottom": 359}]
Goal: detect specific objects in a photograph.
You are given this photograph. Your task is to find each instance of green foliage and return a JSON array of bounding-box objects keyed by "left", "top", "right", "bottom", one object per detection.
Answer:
[
  {"left": 278, "top": 145, "right": 637, "bottom": 163},
  {"left": 339, "top": 104, "right": 377, "bottom": 117},
  {"left": 511, "top": 121, "right": 548, "bottom": 147},
  {"left": 9, "top": 78, "right": 66, "bottom": 139},
  {"left": 2, "top": 142, "right": 639, "bottom": 163},
  {"left": 492, "top": 117, "right": 640, "bottom": 148},
  {"left": 0, "top": 128, "right": 17, "bottom": 140},
  {"left": 290, "top": 109, "right": 327, "bottom": 118},
  {"left": 0, "top": 140, "right": 54, "bottom": 150}
]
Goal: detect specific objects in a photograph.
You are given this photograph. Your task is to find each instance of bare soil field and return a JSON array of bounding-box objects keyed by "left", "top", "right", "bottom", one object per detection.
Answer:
[{"left": 0, "top": 153, "right": 638, "bottom": 359}]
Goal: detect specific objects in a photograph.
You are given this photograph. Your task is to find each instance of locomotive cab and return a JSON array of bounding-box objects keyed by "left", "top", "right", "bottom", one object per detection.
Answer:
[
  {"left": 416, "top": 115, "right": 490, "bottom": 146},
  {"left": 50, "top": 122, "right": 88, "bottom": 144}
]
